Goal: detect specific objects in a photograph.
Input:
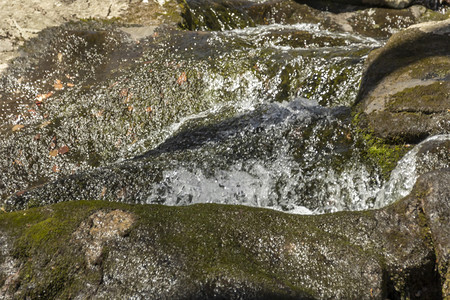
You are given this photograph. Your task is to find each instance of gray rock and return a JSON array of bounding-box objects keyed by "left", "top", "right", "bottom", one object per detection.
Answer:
[
  {"left": 0, "top": 170, "right": 449, "bottom": 298},
  {"left": 355, "top": 19, "right": 450, "bottom": 143}
]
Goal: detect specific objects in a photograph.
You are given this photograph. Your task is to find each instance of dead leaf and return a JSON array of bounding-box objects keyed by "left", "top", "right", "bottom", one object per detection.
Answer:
[
  {"left": 52, "top": 165, "right": 59, "bottom": 172},
  {"left": 146, "top": 106, "right": 152, "bottom": 113},
  {"left": 16, "top": 190, "right": 25, "bottom": 196},
  {"left": 67, "top": 83, "right": 75, "bottom": 87},
  {"left": 34, "top": 134, "right": 41, "bottom": 141},
  {"left": 128, "top": 105, "right": 133, "bottom": 112},
  {"left": 101, "top": 186, "right": 107, "bottom": 198},
  {"left": 54, "top": 80, "right": 63, "bottom": 90},
  {"left": 124, "top": 92, "right": 133, "bottom": 103},
  {"left": 49, "top": 149, "right": 59, "bottom": 157},
  {"left": 109, "top": 81, "right": 119, "bottom": 88},
  {"left": 57, "top": 52, "right": 63, "bottom": 63},
  {"left": 40, "top": 121, "right": 51, "bottom": 128},
  {"left": 12, "top": 124, "right": 24, "bottom": 132},
  {"left": 177, "top": 72, "right": 187, "bottom": 85},
  {"left": 36, "top": 92, "right": 53, "bottom": 101},
  {"left": 58, "top": 145, "right": 69, "bottom": 155},
  {"left": 120, "top": 88, "right": 128, "bottom": 97}
]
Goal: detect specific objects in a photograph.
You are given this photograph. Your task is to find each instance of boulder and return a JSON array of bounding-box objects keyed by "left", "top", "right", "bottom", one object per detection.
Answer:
[
  {"left": 301, "top": 0, "right": 447, "bottom": 9},
  {"left": 0, "top": 169, "right": 449, "bottom": 298},
  {"left": 355, "top": 19, "right": 450, "bottom": 143},
  {"left": 0, "top": 0, "right": 183, "bottom": 73}
]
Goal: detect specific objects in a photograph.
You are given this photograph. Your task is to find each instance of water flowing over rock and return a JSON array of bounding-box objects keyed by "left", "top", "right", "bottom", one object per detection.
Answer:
[
  {"left": 4, "top": 99, "right": 385, "bottom": 213},
  {"left": 374, "top": 134, "right": 450, "bottom": 208},
  {"left": 1, "top": 0, "right": 450, "bottom": 298}
]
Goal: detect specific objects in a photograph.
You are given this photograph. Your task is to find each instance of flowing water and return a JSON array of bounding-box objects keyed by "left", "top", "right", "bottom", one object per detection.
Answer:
[{"left": 0, "top": 4, "right": 443, "bottom": 213}]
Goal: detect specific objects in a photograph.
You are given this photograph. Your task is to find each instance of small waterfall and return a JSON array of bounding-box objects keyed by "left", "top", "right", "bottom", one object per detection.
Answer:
[{"left": 374, "top": 134, "right": 450, "bottom": 208}]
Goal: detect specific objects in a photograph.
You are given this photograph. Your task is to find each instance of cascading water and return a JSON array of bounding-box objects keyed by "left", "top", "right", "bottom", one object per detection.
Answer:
[
  {"left": 374, "top": 134, "right": 450, "bottom": 208},
  {"left": 1, "top": 4, "right": 443, "bottom": 214}
]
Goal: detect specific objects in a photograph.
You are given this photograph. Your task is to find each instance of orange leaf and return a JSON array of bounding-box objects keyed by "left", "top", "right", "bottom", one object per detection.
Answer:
[
  {"left": 52, "top": 165, "right": 59, "bottom": 172},
  {"left": 67, "top": 83, "right": 75, "bottom": 87},
  {"left": 124, "top": 92, "right": 133, "bottom": 103},
  {"left": 120, "top": 88, "right": 128, "bottom": 97},
  {"left": 36, "top": 92, "right": 53, "bottom": 101},
  {"left": 54, "top": 80, "right": 63, "bottom": 90},
  {"left": 177, "top": 72, "right": 187, "bottom": 85},
  {"left": 49, "top": 149, "right": 59, "bottom": 157},
  {"left": 58, "top": 145, "right": 69, "bottom": 155},
  {"left": 101, "top": 186, "right": 107, "bottom": 197},
  {"left": 146, "top": 106, "right": 152, "bottom": 113},
  {"left": 12, "top": 124, "right": 24, "bottom": 132}
]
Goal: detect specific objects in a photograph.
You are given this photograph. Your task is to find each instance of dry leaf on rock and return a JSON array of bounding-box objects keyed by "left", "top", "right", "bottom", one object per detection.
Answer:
[
  {"left": 58, "top": 145, "right": 69, "bottom": 155},
  {"left": 36, "top": 92, "right": 53, "bottom": 101},
  {"left": 177, "top": 72, "right": 187, "bottom": 85},
  {"left": 12, "top": 124, "right": 24, "bottom": 131},
  {"left": 54, "top": 80, "right": 63, "bottom": 90},
  {"left": 49, "top": 149, "right": 59, "bottom": 157}
]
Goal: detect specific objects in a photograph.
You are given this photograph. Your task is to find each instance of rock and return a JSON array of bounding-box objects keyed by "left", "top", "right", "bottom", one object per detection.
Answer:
[
  {"left": 0, "top": 0, "right": 183, "bottom": 74},
  {"left": 0, "top": 170, "right": 449, "bottom": 298},
  {"left": 72, "top": 209, "right": 135, "bottom": 267},
  {"left": 374, "top": 134, "right": 449, "bottom": 207},
  {"left": 304, "top": 0, "right": 447, "bottom": 9},
  {"left": 181, "top": 0, "right": 445, "bottom": 38},
  {"left": 355, "top": 19, "right": 450, "bottom": 143}
]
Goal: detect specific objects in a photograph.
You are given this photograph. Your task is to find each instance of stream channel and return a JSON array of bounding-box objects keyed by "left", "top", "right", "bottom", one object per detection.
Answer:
[{"left": 0, "top": 2, "right": 442, "bottom": 213}]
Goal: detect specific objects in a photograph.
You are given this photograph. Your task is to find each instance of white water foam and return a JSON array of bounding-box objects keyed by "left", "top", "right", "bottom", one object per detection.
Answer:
[{"left": 374, "top": 134, "right": 450, "bottom": 208}]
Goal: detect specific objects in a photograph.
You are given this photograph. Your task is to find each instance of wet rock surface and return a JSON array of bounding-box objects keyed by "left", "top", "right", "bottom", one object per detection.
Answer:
[
  {"left": 355, "top": 18, "right": 450, "bottom": 143},
  {"left": 0, "top": 170, "right": 449, "bottom": 298},
  {"left": 0, "top": 0, "right": 450, "bottom": 298}
]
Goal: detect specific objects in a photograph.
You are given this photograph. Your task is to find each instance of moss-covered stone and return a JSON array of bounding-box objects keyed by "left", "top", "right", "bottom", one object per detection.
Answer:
[
  {"left": 1, "top": 169, "right": 449, "bottom": 298},
  {"left": 354, "top": 19, "right": 450, "bottom": 144},
  {"left": 387, "top": 81, "right": 450, "bottom": 113}
]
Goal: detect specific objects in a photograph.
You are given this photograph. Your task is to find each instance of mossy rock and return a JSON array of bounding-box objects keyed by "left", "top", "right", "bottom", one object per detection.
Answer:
[
  {"left": 354, "top": 19, "right": 450, "bottom": 144},
  {"left": 1, "top": 170, "right": 449, "bottom": 298},
  {"left": 387, "top": 81, "right": 450, "bottom": 113}
]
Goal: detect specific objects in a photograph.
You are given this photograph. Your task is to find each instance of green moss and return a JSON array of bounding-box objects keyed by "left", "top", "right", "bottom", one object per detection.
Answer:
[
  {"left": 387, "top": 82, "right": 449, "bottom": 113},
  {"left": 0, "top": 198, "right": 439, "bottom": 297},
  {"left": 408, "top": 56, "right": 450, "bottom": 79},
  {"left": 418, "top": 8, "right": 450, "bottom": 22},
  {"left": 78, "top": 17, "right": 124, "bottom": 25},
  {"left": 352, "top": 112, "right": 409, "bottom": 180}
]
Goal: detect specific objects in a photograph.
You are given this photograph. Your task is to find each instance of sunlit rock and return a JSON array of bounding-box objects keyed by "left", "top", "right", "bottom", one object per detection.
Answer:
[
  {"left": 1, "top": 170, "right": 449, "bottom": 298},
  {"left": 355, "top": 19, "right": 450, "bottom": 143}
]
